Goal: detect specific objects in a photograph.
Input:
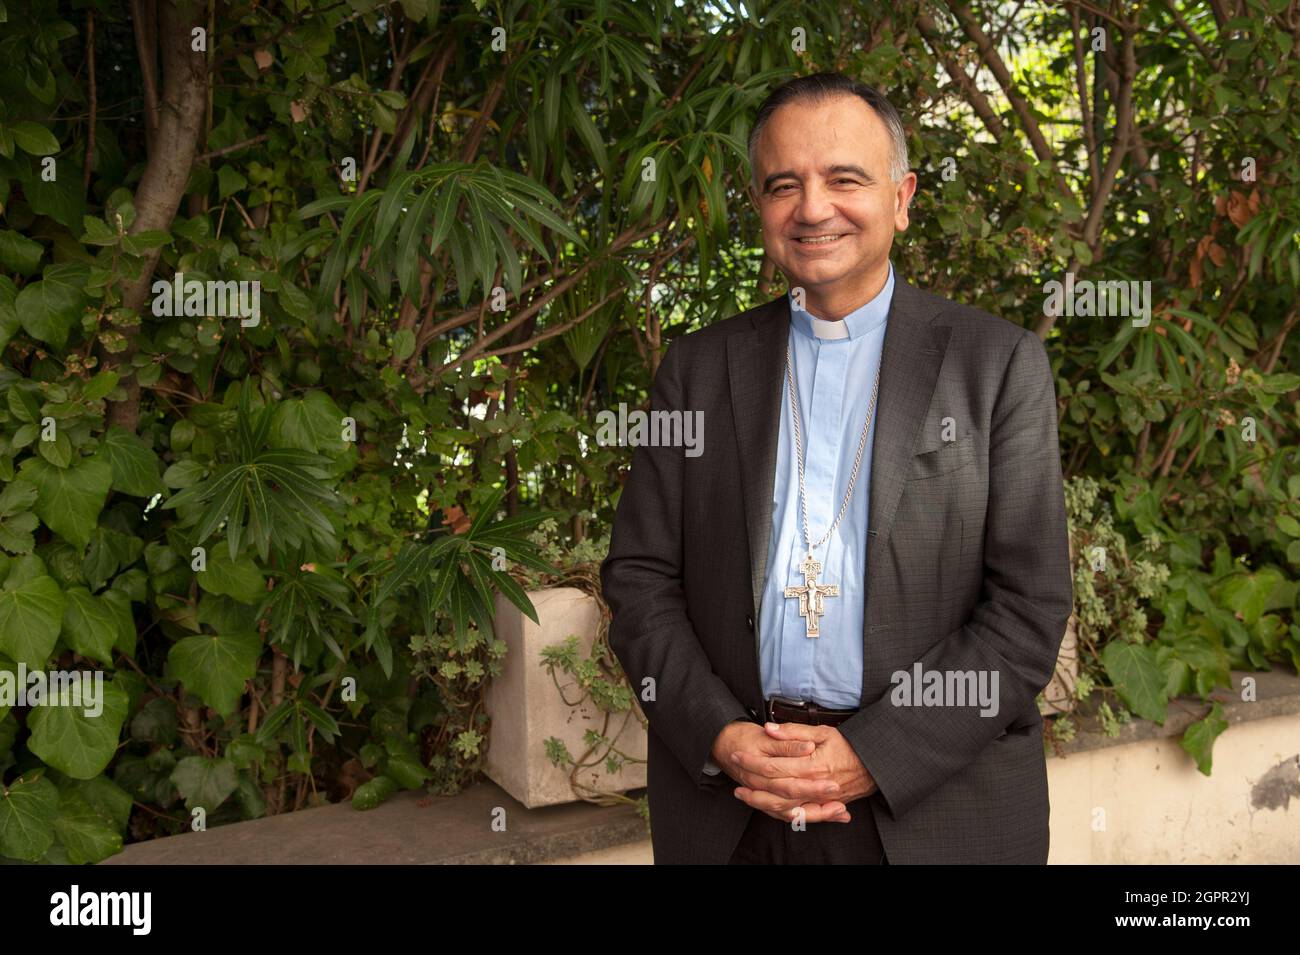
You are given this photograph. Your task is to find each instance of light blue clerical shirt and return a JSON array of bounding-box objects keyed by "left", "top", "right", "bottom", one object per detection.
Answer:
[{"left": 757, "top": 262, "right": 894, "bottom": 709}]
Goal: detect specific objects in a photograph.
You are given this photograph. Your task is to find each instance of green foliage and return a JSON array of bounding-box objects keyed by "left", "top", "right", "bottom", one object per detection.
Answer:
[
  {"left": 0, "top": 0, "right": 1296, "bottom": 861},
  {"left": 540, "top": 628, "right": 647, "bottom": 815},
  {"left": 1065, "top": 475, "right": 1296, "bottom": 771}
]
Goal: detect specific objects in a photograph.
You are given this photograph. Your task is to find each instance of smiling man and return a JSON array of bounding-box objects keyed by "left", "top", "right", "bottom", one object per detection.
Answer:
[{"left": 600, "top": 73, "right": 1073, "bottom": 864}]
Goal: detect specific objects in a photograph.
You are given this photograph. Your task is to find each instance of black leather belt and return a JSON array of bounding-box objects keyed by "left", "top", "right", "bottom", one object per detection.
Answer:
[{"left": 765, "top": 696, "right": 858, "bottom": 727}]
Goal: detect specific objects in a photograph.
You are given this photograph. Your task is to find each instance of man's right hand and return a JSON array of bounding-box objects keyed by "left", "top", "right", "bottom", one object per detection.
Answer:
[{"left": 710, "top": 721, "right": 850, "bottom": 823}]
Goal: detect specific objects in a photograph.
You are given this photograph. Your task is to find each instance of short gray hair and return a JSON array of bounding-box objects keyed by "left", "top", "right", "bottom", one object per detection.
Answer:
[{"left": 747, "top": 73, "right": 910, "bottom": 188}]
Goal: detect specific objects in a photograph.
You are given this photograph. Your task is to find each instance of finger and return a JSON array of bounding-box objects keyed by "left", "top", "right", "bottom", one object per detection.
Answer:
[
  {"left": 741, "top": 752, "right": 837, "bottom": 782},
  {"left": 733, "top": 767, "right": 793, "bottom": 793},
  {"left": 794, "top": 802, "right": 852, "bottom": 824},
  {"left": 736, "top": 791, "right": 849, "bottom": 826},
  {"left": 763, "top": 721, "right": 829, "bottom": 742},
  {"left": 730, "top": 752, "right": 837, "bottom": 793},
  {"left": 733, "top": 786, "right": 801, "bottom": 816},
  {"left": 756, "top": 772, "right": 841, "bottom": 801},
  {"left": 757, "top": 737, "right": 817, "bottom": 758}
]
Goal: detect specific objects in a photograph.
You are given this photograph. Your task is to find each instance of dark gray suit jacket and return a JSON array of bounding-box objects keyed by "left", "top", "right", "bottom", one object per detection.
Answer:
[{"left": 599, "top": 277, "right": 1074, "bottom": 864}]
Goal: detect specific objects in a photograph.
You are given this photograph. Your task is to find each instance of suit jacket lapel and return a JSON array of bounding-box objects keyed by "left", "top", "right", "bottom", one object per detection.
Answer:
[
  {"left": 728, "top": 295, "right": 789, "bottom": 624},
  {"left": 864, "top": 277, "right": 949, "bottom": 560}
]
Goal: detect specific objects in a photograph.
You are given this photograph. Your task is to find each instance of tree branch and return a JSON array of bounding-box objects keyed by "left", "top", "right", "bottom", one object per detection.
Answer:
[{"left": 103, "top": 0, "right": 210, "bottom": 432}]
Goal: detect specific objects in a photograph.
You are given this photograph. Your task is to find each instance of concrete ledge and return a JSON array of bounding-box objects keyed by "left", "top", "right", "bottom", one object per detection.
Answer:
[
  {"left": 1051, "top": 667, "right": 1300, "bottom": 757},
  {"left": 103, "top": 669, "right": 1300, "bottom": 865},
  {"left": 102, "top": 781, "right": 647, "bottom": 866}
]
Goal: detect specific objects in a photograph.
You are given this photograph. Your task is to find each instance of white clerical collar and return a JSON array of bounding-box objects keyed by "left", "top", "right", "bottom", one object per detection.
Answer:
[
  {"left": 788, "top": 261, "right": 895, "bottom": 342},
  {"left": 809, "top": 316, "right": 849, "bottom": 340}
]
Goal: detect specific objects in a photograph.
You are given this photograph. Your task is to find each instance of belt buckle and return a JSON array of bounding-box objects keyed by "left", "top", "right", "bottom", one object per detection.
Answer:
[{"left": 766, "top": 696, "right": 809, "bottom": 722}]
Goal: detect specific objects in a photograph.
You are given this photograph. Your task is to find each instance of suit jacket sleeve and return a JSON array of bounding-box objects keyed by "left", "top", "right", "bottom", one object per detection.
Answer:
[
  {"left": 839, "top": 329, "right": 1073, "bottom": 820},
  {"left": 600, "top": 339, "right": 752, "bottom": 788}
]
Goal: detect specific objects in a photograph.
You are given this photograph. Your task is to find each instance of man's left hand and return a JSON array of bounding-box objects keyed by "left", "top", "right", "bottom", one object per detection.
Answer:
[{"left": 731, "top": 722, "right": 877, "bottom": 821}]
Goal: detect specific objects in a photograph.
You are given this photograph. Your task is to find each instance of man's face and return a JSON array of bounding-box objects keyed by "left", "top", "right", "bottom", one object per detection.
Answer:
[{"left": 749, "top": 94, "right": 916, "bottom": 314}]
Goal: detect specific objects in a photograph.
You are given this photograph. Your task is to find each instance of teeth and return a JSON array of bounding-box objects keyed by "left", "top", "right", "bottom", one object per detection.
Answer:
[{"left": 797, "top": 235, "right": 843, "bottom": 244}]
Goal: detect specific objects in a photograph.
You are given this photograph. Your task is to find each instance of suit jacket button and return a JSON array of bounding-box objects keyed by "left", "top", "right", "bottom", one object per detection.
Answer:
[{"left": 746, "top": 615, "right": 754, "bottom": 629}]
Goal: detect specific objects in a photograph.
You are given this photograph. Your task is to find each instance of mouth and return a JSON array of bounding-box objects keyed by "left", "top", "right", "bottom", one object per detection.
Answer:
[{"left": 793, "top": 234, "right": 848, "bottom": 246}]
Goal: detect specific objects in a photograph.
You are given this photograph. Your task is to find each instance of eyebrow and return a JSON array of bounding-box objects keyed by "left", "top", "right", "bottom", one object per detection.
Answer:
[{"left": 762, "top": 164, "right": 876, "bottom": 192}]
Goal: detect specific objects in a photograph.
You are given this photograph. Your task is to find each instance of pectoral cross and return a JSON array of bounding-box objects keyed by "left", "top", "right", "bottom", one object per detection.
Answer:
[{"left": 783, "top": 553, "right": 839, "bottom": 638}]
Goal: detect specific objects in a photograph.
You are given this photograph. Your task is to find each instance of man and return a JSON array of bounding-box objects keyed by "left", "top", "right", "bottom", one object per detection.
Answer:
[{"left": 599, "top": 73, "right": 1073, "bottom": 864}]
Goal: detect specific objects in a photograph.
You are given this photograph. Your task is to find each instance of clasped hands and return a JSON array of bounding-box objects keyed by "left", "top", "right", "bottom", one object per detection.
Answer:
[{"left": 711, "top": 720, "right": 876, "bottom": 824}]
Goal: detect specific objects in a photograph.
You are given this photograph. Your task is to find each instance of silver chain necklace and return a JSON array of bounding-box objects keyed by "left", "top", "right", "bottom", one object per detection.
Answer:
[{"left": 781, "top": 332, "right": 883, "bottom": 638}]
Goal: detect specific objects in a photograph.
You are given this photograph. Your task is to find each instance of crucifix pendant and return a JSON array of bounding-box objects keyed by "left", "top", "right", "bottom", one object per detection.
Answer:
[{"left": 783, "top": 552, "right": 839, "bottom": 638}]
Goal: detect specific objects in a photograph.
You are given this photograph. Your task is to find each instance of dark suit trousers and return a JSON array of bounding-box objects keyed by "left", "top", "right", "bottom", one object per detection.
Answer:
[{"left": 728, "top": 802, "right": 888, "bottom": 864}]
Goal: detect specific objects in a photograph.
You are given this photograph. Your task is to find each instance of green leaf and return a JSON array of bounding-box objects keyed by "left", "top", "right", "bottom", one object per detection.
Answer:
[
  {"left": 170, "top": 756, "right": 238, "bottom": 813},
  {"left": 27, "top": 679, "right": 130, "bottom": 779},
  {"left": 82, "top": 369, "right": 120, "bottom": 400},
  {"left": 17, "top": 453, "right": 112, "bottom": 548},
  {"left": 0, "top": 229, "right": 43, "bottom": 275},
  {"left": 10, "top": 121, "right": 59, "bottom": 155},
  {"left": 130, "top": 696, "right": 178, "bottom": 745},
  {"left": 163, "top": 459, "right": 207, "bottom": 488},
  {"left": 101, "top": 427, "right": 164, "bottom": 497},
  {"left": 392, "top": 327, "right": 416, "bottom": 361},
  {"left": 485, "top": 557, "right": 539, "bottom": 624},
  {"left": 197, "top": 547, "right": 265, "bottom": 604},
  {"left": 0, "top": 275, "right": 19, "bottom": 352},
  {"left": 81, "top": 526, "right": 142, "bottom": 592},
  {"left": 399, "top": 0, "right": 427, "bottom": 21},
  {"left": 269, "top": 391, "right": 346, "bottom": 453},
  {"left": 167, "top": 631, "right": 261, "bottom": 716},
  {"left": 104, "top": 590, "right": 136, "bottom": 660},
  {"left": 299, "top": 699, "right": 340, "bottom": 741},
  {"left": 80, "top": 216, "right": 118, "bottom": 246},
  {"left": 57, "top": 773, "right": 132, "bottom": 832},
  {"left": 296, "top": 194, "right": 354, "bottom": 219},
  {"left": 396, "top": 183, "right": 437, "bottom": 296},
  {"left": 373, "top": 168, "right": 414, "bottom": 250},
  {"left": 0, "top": 775, "right": 58, "bottom": 861},
  {"left": 60, "top": 586, "right": 119, "bottom": 665},
  {"left": 52, "top": 789, "right": 122, "bottom": 863},
  {"left": 1218, "top": 574, "right": 1270, "bottom": 627},
  {"left": 36, "top": 427, "right": 72, "bottom": 467},
  {"left": 565, "top": 83, "right": 609, "bottom": 174},
  {"left": 278, "top": 281, "right": 314, "bottom": 321},
  {"left": 1101, "top": 641, "right": 1168, "bottom": 723},
  {"left": 14, "top": 262, "right": 88, "bottom": 349},
  {"left": 0, "top": 568, "right": 65, "bottom": 668},
  {"left": 1261, "top": 372, "right": 1300, "bottom": 394},
  {"left": 0, "top": 480, "right": 39, "bottom": 554},
  {"left": 351, "top": 774, "right": 397, "bottom": 811},
  {"left": 1180, "top": 702, "right": 1229, "bottom": 775},
  {"left": 386, "top": 753, "right": 431, "bottom": 790},
  {"left": 217, "top": 165, "right": 248, "bottom": 200},
  {"left": 26, "top": 172, "right": 86, "bottom": 231},
  {"left": 253, "top": 700, "right": 293, "bottom": 746}
]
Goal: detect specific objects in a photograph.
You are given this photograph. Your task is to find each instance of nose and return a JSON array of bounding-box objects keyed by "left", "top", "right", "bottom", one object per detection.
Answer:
[{"left": 793, "top": 179, "right": 837, "bottom": 226}]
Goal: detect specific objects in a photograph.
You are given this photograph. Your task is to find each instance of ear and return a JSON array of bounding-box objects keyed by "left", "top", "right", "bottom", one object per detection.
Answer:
[{"left": 894, "top": 171, "right": 918, "bottom": 231}]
